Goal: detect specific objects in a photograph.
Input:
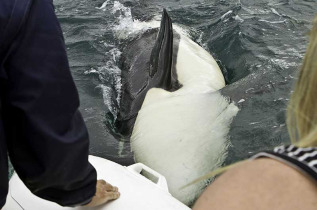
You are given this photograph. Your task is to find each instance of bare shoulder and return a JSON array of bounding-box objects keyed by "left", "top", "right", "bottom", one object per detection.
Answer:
[{"left": 193, "top": 158, "right": 317, "bottom": 210}]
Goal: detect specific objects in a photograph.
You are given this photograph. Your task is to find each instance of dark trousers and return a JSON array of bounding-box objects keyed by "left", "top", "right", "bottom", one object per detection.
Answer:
[{"left": 0, "top": 117, "right": 8, "bottom": 208}]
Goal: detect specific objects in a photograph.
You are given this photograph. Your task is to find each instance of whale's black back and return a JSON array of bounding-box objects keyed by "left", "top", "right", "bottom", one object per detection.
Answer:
[{"left": 115, "top": 9, "right": 180, "bottom": 136}]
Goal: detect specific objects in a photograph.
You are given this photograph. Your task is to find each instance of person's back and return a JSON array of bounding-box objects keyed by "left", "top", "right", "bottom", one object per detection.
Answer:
[{"left": 194, "top": 157, "right": 317, "bottom": 210}]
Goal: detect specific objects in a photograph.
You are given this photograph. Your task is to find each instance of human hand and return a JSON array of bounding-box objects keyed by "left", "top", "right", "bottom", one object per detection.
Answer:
[{"left": 84, "top": 180, "right": 120, "bottom": 207}]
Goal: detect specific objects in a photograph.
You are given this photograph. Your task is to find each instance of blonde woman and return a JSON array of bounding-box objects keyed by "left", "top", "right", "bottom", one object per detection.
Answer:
[{"left": 193, "top": 17, "right": 317, "bottom": 210}]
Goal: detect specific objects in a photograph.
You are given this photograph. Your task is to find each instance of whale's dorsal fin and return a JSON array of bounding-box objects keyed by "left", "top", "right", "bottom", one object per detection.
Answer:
[
  {"left": 115, "top": 9, "right": 179, "bottom": 137},
  {"left": 149, "top": 9, "right": 173, "bottom": 79}
]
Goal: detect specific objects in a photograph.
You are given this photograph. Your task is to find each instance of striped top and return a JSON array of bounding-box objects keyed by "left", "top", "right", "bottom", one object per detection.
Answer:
[{"left": 252, "top": 145, "right": 317, "bottom": 182}]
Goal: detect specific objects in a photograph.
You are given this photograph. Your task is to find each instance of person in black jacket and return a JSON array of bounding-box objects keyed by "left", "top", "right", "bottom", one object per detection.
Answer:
[{"left": 0, "top": 0, "right": 119, "bottom": 208}]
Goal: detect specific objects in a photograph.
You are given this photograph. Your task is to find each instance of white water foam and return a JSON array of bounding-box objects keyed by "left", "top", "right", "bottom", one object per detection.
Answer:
[
  {"left": 95, "top": 0, "right": 159, "bottom": 118},
  {"left": 271, "top": 8, "right": 282, "bottom": 17},
  {"left": 221, "top": 10, "right": 233, "bottom": 20},
  {"left": 111, "top": 1, "right": 160, "bottom": 39},
  {"left": 258, "top": 19, "right": 286, "bottom": 24},
  {"left": 98, "top": 0, "right": 110, "bottom": 10},
  {"left": 234, "top": 15, "right": 244, "bottom": 22},
  {"left": 100, "top": 0, "right": 190, "bottom": 39},
  {"left": 96, "top": 1, "right": 159, "bottom": 117},
  {"left": 85, "top": 46, "right": 122, "bottom": 119}
]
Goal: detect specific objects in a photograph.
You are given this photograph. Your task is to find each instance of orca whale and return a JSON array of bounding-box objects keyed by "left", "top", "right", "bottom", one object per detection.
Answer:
[{"left": 115, "top": 10, "right": 239, "bottom": 205}]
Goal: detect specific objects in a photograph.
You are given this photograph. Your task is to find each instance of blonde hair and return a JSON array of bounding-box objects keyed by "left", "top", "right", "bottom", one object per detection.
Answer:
[
  {"left": 182, "top": 16, "right": 317, "bottom": 189},
  {"left": 288, "top": 16, "right": 317, "bottom": 147}
]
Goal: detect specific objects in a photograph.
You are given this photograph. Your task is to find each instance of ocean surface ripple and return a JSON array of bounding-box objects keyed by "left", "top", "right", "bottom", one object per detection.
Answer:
[{"left": 54, "top": 0, "right": 317, "bottom": 165}]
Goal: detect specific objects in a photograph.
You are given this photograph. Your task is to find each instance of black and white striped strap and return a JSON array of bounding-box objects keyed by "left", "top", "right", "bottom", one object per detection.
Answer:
[{"left": 252, "top": 145, "right": 317, "bottom": 182}]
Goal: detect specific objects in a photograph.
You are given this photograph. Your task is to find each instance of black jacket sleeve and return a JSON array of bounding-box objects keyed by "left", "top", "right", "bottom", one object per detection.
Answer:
[{"left": 0, "top": 0, "right": 96, "bottom": 206}]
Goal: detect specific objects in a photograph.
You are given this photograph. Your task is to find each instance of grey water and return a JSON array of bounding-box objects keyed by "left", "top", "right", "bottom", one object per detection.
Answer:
[{"left": 53, "top": 0, "right": 317, "bottom": 167}]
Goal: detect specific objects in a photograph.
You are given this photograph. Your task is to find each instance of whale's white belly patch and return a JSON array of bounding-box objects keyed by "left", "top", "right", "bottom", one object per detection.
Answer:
[{"left": 175, "top": 33, "right": 225, "bottom": 94}]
